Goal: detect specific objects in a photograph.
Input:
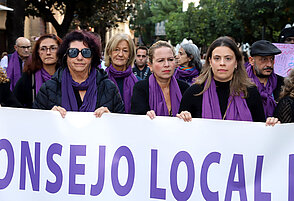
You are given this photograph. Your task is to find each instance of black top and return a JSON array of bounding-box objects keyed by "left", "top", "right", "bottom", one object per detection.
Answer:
[
  {"left": 13, "top": 72, "right": 35, "bottom": 108},
  {"left": 0, "top": 82, "right": 22, "bottom": 107},
  {"left": 131, "top": 78, "right": 189, "bottom": 115},
  {"left": 274, "top": 96, "right": 294, "bottom": 123},
  {"left": 179, "top": 80, "right": 266, "bottom": 122},
  {"left": 273, "top": 74, "right": 284, "bottom": 102}
]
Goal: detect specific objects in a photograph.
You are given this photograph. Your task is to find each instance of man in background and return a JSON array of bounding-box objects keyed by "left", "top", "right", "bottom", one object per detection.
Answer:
[{"left": 133, "top": 46, "right": 151, "bottom": 80}]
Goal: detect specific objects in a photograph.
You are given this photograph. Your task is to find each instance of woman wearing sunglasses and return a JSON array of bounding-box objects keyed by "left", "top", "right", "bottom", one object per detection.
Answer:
[
  {"left": 33, "top": 30, "right": 124, "bottom": 117},
  {"left": 13, "top": 34, "right": 62, "bottom": 108},
  {"left": 104, "top": 33, "right": 138, "bottom": 113}
]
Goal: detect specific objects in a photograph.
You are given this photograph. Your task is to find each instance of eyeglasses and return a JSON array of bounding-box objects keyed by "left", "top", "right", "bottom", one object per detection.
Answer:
[
  {"left": 67, "top": 48, "right": 92, "bottom": 58},
  {"left": 39, "top": 46, "right": 58, "bottom": 53},
  {"left": 18, "top": 46, "right": 31, "bottom": 49}
]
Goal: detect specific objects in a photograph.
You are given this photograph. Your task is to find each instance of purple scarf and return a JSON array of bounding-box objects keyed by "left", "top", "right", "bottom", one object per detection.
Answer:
[
  {"left": 105, "top": 64, "right": 138, "bottom": 113},
  {"left": 246, "top": 65, "right": 277, "bottom": 117},
  {"left": 35, "top": 68, "right": 52, "bottom": 94},
  {"left": 149, "top": 74, "right": 182, "bottom": 117},
  {"left": 174, "top": 66, "right": 199, "bottom": 85},
  {"left": 6, "top": 51, "right": 22, "bottom": 91},
  {"left": 61, "top": 67, "right": 97, "bottom": 112},
  {"left": 202, "top": 79, "right": 252, "bottom": 121}
]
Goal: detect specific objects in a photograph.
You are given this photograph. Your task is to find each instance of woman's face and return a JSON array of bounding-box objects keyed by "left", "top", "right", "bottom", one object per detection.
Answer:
[
  {"left": 38, "top": 38, "right": 58, "bottom": 65},
  {"left": 176, "top": 47, "right": 191, "bottom": 67},
  {"left": 67, "top": 41, "right": 92, "bottom": 75},
  {"left": 209, "top": 46, "right": 237, "bottom": 82},
  {"left": 149, "top": 47, "right": 176, "bottom": 82},
  {"left": 111, "top": 40, "right": 130, "bottom": 70}
]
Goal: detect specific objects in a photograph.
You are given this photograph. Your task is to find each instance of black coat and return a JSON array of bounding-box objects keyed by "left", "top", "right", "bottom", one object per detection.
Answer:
[
  {"left": 33, "top": 67, "right": 125, "bottom": 113},
  {"left": 13, "top": 72, "right": 35, "bottom": 108},
  {"left": 0, "top": 82, "right": 22, "bottom": 107},
  {"left": 131, "top": 78, "right": 189, "bottom": 115}
]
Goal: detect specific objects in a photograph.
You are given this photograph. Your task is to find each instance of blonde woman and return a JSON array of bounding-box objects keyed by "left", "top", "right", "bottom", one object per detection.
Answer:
[
  {"left": 104, "top": 33, "right": 138, "bottom": 113},
  {"left": 131, "top": 41, "right": 189, "bottom": 118}
]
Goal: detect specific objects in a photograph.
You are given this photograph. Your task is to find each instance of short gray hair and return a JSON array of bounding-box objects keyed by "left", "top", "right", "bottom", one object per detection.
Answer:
[{"left": 181, "top": 43, "right": 202, "bottom": 70}]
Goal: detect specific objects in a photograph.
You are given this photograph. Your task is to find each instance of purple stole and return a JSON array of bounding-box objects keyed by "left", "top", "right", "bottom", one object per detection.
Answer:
[
  {"left": 35, "top": 68, "right": 52, "bottom": 94},
  {"left": 202, "top": 79, "right": 252, "bottom": 121},
  {"left": 6, "top": 51, "right": 22, "bottom": 91},
  {"left": 247, "top": 65, "right": 277, "bottom": 117},
  {"left": 174, "top": 66, "right": 199, "bottom": 85},
  {"left": 149, "top": 74, "right": 182, "bottom": 117},
  {"left": 105, "top": 64, "right": 138, "bottom": 113},
  {"left": 61, "top": 67, "right": 97, "bottom": 112}
]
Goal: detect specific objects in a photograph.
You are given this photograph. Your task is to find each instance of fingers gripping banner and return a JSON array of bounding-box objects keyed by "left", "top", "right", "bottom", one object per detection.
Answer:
[{"left": 0, "top": 108, "right": 294, "bottom": 201}]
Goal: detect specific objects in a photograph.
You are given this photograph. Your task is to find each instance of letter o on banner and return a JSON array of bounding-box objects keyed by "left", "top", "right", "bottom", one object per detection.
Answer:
[
  {"left": 111, "top": 146, "right": 135, "bottom": 196},
  {"left": 170, "top": 151, "right": 195, "bottom": 200},
  {"left": 0, "top": 139, "right": 15, "bottom": 189}
]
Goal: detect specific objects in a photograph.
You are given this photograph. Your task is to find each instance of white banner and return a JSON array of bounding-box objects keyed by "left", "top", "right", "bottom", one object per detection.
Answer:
[{"left": 0, "top": 108, "right": 294, "bottom": 201}]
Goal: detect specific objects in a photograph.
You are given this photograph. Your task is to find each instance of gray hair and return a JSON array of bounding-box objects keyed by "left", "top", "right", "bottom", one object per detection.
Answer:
[{"left": 181, "top": 43, "right": 202, "bottom": 70}]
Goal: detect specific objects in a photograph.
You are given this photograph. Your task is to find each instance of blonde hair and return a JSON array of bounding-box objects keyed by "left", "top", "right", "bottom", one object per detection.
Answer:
[
  {"left": 148, "top": 40, "right": 175, "bottom": 64},
  {"left": 104, "top": 33, "right": 136, "bottom": 68},
  {"left": 195, "top": 36, "right": 254, "bottom": 97},
  {"left": 280, "top": 69, "right": 294, "bottom": 99},
  {"left": 0, "top": 67, "right": 9, "bottom": 83}
]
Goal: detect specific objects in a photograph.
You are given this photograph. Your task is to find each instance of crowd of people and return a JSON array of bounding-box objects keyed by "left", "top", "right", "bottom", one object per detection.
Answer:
[{"left": 1, "top": 25, "right": 294, "bottom": 124}]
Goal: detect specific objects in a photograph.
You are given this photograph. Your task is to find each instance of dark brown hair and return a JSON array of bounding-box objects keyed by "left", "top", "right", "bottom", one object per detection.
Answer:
[
  {"left": 23, "top": 34, "right": 62, "bottom": 74},
  {"left": 195, "top": 36, "right": 254, "bottom": 96}
]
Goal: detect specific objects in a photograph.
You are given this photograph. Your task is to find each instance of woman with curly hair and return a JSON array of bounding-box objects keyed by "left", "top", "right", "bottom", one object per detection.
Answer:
[
  {"left": 274, "top": 69, "right": 294, "bottom": 123},
  {"left": 33, "top": 30, "right": 124, "bottom": 118},
  {"left": 0, "top": 67, "right": 21, "bottom": 107}
]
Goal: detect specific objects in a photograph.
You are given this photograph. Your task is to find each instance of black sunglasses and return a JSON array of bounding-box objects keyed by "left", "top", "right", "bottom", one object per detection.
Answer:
[{"left": 67, "top": 48, "right": 92, "bottom": 58}]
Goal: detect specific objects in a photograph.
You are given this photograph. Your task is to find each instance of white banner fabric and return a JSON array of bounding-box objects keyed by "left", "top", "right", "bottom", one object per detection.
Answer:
[{"left": 0, "top": 107, "right": 294, "bottom": 201}]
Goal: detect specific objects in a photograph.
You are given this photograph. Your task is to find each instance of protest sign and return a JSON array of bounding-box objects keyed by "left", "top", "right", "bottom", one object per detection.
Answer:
[
  {"left": 0, "top": 108, "right": 294, "bottom": 201},
  {"left": 273, "top": 43, "right": 294, "bottom": 77}
]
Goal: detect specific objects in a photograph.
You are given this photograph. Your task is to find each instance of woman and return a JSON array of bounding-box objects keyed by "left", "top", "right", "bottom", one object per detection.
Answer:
[
  {"left": 178, "top": 36, "right": 266, "bottom": 122},
  {"left": 174, "top": 43, "right": 202, "bottom": 85},
  {"left": 33, "top": 30, "right": 124, "bottom": 117},
  {"left": 13, "top": 34, "right": 62, "bottom": 108},
  {"left": 104, "top": 33, "right": 137, "bottom": 113},
  {"left": 131, "top": 40, "right": 189, "bottom": 118},
  {"left": 0, "top": 67, "right": 22, "bottom": 107},
  {"left": 274, "top": 69, "right": 294, "bottom": 123}
]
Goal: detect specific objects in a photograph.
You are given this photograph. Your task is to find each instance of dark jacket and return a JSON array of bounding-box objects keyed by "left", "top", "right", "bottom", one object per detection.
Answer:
[
  {"left": 0, "top": 82, "right": 22, "bottom": 107},
  {"left": 13, "top": 72, "right": 35, "bottom": 108},
  {"left": 131, "top": 78, "right": 189, "bottom": 115},
  {"left": 33, "top": 67, "right": 125, "bottom": 113},
  {"left": 132, "top": 64, "right": 152, "bottom": 80}
]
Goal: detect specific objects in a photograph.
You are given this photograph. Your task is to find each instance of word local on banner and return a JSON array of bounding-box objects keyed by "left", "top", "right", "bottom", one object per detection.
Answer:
[
  {"left": 274, "top": 43, "right": 294, "bottom": 77},
  {"left": 0, "top": 107, "right": 294, "bottom": 201}
]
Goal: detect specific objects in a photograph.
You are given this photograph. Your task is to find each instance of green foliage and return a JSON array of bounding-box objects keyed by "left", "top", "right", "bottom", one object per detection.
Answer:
[
  {"left": 131, "top": 0, "right": 294, "bottom": 49},
  {"left": 25, "top": 0, "right": 137, "bottom": 39}
]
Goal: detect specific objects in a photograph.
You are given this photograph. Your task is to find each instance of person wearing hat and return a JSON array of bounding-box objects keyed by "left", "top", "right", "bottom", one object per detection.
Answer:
[
  {"left": 279, "top": 26, "right": 294, "bottom": 44},
  {"left": 247, "top": 40, "right": 284, "bottom": 118}
]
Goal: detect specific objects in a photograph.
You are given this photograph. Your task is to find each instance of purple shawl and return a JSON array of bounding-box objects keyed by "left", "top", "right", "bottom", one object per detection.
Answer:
[
  {"left": 6, "top": 51, "right": 22, "bottom": 91},
  {"left": 174, "top": 66, "right": 199, "bottom": 85},
  {"left": 149, "top": 74, "right": 182, "bottom": 117},
  {"left": 202, "top": 79, "right": 252, "bottom": 121},
  {"left": 35, "top": 68, "right": 52, "bottom": 94},
  {"left": 105, "top": 64, "right": 138, "bottom": 113},
  {"left": 61, "top": 67, "right": 97, "bottom": 112},
  {"left": 246, "top": 65, "right": 277, "bottom": 117}
]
